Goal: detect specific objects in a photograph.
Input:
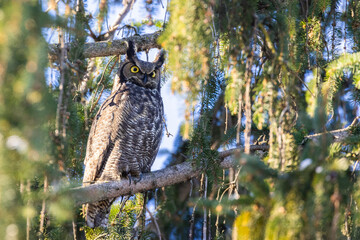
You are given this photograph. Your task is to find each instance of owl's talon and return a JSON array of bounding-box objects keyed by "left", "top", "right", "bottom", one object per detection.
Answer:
[
  {"left": 127, "top": 174, "right": 132, "bottom": 185},
  {"left": 127, "top": 173, "right": 142, "bottom": 185},
  {"left": 134, "top": 173, "right": 143, "bottom": 184}
]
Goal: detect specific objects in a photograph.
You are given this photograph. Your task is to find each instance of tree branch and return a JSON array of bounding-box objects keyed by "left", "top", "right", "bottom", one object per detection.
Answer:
[
  {"left": 305, "top": 116, "right": 359, "bottom": 142},
  {"left": 48, "top": 31, "right": 161, "bottom": 61},
  {"left": 68, "top": 144, "right": 268, "bottom": 206},
  {"left": 63, "top": 117, "right": 360, "bottom": 206}
]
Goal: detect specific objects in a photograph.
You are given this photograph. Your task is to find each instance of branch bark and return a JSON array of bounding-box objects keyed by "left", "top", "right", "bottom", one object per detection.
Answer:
[
  {"left": 48, "top": 31, "right": 161, "bottom": 61},
  {"left": 68, "top": 145, "right": 268, "bottom": 206}
]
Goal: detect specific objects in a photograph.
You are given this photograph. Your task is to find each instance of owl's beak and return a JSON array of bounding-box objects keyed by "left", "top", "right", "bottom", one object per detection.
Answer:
[{"left": 143, "top": 75, "right": 148, "bottom": 84}]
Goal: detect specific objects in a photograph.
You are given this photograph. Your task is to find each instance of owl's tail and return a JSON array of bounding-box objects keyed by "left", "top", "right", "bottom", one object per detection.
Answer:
[{"left": 84, "top": 198, "right": 115, "bottom": 228}]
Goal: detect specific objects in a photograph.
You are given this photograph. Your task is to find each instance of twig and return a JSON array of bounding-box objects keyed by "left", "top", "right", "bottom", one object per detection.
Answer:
[
  {"left": 202, "top": 174, "right": 208, "bottom": 240},
  {"left": 163, "top": 0, "right": 169, "bottom": 29},
  {"left": 26, "top": 180, "right": 31, "bottom": 240},
  {"left": 236, "top": 92, "right": 243, "bottom": 145},
  {"left": 146, "top": 206, "right": 162, "bottom": 240},
  {"left": 61, "top": 77, "right": 70, "bottom": 151},
  {"left": 118, "top": 24, "right": 138, "bottom": 37},
  {"left": 162, "top": 116, "right": 173, "bottom": 137},
  {"left": 352, "top": 160, "right": 359, "bottom": 176},
  {"left": 224, "top": 104, "right": 228, "bottom": 134},
  {"left": 65, "top": 59, "right": 86, "bottom": 75},
  {"left": 72, "top": 220, "right": 77, "bottom": 240},
  {"left": 305, "top": 116, "right": 360, "bottom": 142},
  {"left": 189, "top": 199, "right": 199, "bottom": 240},
  {"left": 135, "top": 193, "right": 147, "bottom": 239},
  {"left": 208, "top": 208, "right": 212, "bottom": 240},
  {"left": 55, "top": 28, "right": 66, "bottom": 137},
  {"left": 304, "top": 0, "right": 310, "bottom": 69},
  {"left": 228, "top": 168, "right": 234, "bottom": 197},
  {"left": 215, "top": 170, "right": 226, "bottom": 237},
  {"left": 89, "top": 56, "right": 118, "bottom": 114},
  {"left": 114, "top": 196, "right": 130, "bottom": 222},
  {"left": 244, "top": 16, "right": 257, "bottom": 154},
  {"left": 94, "top": 233, "right": 107, "bottom": 240},
  {"left": 189, "top": 179, "right": 193, "bottom": 198},
  {"left": 344, "top": 0, "right": 347, "bottom": 53},
  {"left": 45, "top": 0, "right": 60, "bottom": 12},
  {"left": 39, "top": 175, "right": 48, "bottom": 234},
  {"left": 330, "top": 184, "right": 340, "bottom": 240},
  {"left": 103, "top": 0, "right": 136, "bottom": 41},
  {"left": 286, "top": 66, "right": 315, "bottom": 97}
]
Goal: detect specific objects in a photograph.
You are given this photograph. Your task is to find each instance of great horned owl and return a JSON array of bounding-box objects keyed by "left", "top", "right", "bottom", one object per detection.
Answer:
[{"left": 82, "top": 41, "right": 165, "bottom": 228}]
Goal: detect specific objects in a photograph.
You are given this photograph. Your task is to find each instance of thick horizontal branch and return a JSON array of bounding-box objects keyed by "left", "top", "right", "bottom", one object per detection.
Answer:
[
  {"left": 65, "top": 118, "right": 359, "bottom": 206},
  {"left": 48, "top": 31, "right": 161, "bottom": 61},
  {"left": 69, "top": 144, "right": 268, "bottom": 205}
]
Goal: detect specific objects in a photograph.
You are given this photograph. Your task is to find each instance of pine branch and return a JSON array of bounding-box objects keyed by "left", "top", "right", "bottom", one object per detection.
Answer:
[
  {"left": 323, "top": 52, "right": 360, "bottom": 113},
  {"left": 48, "top": 31, "right": 161, "bottom": 61}
]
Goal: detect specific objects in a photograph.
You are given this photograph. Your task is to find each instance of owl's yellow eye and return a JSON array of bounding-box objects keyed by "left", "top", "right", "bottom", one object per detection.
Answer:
[
  {"left": 130, "top": 66, "right": 139, "bottom": 73},
  {"left": 150, "top": 71, "right": 156, "bottom": 78}
]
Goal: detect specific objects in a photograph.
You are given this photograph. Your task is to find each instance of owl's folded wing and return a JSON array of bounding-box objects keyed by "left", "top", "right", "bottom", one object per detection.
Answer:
[{"left": 83, "top": 91, "right": 125, "bottom": 185}]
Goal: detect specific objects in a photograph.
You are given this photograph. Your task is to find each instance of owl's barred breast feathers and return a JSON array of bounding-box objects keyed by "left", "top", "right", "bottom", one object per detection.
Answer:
[{"left": 82, "top": 41, "right": 165, "bottom": 228}]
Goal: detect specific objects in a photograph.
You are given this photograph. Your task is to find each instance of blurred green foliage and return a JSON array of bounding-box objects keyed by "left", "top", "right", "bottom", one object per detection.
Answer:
[
  {"left": 0, "top": 1, "right": 56, "bottom": 238},
  {"left": 1, "top": 0, "right": 360, "bottom": 239}
]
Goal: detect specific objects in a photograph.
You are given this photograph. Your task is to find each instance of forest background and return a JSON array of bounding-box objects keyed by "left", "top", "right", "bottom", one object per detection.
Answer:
[{"left": 1, "top": 0, "right": 360, "bottom": 239}]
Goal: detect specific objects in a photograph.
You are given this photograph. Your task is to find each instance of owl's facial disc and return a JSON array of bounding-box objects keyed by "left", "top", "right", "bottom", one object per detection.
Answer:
[
  {"left": 120, "top": 42, "right": 165, "bottom": 90},
  {"left": 121, "top": 62, "right": 159, "bottom": 89}
]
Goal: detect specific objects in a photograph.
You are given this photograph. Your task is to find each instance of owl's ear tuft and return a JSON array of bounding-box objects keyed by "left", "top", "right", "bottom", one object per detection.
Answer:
[
  {"left": 154, "top": 49, "right": 166, "bottom": 68},
  {"left": 125, "top": 40, "right": 138, "bottom": 61}
]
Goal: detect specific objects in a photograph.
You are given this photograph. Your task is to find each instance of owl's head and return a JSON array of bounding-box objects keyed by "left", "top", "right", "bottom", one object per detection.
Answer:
[{"left": 118, "top": 41, "right": 165, "bottom": 90}]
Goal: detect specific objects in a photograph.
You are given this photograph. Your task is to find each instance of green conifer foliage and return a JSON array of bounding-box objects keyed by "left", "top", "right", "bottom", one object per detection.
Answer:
[
  {"left": 323, "top": 52, "right": 360, "bottom": 114},
  {"left": 157, "top": 0, "right": 360, "bottom": 239}
]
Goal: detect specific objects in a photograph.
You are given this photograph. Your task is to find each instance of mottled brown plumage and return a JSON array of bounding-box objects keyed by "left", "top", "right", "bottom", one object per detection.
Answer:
[{"left": 82, "top": 41, "right": 165, "bottom": 228}]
